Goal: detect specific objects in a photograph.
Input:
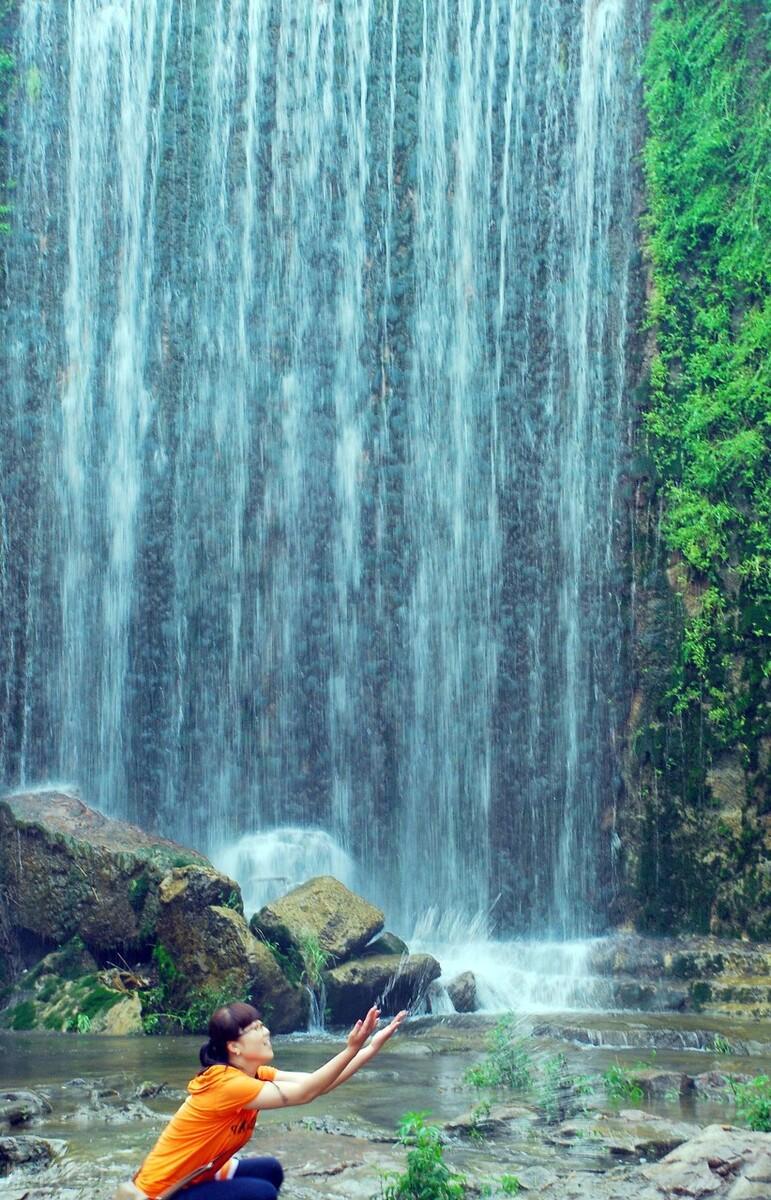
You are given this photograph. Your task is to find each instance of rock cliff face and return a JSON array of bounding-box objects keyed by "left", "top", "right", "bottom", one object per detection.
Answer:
[
  {"left": 617, "top": 0, "right": 771, "bottom": 942},
  {"left": 619, "top": 461, "right": 771, "bottom": 940}
]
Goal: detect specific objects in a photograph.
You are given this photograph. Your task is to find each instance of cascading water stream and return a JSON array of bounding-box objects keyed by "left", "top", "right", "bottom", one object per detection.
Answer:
[{"left": 1, "top": 0, "right": 644, "bottom": 942}]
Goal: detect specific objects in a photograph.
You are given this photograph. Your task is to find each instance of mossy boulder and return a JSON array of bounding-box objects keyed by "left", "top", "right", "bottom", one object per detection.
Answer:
[
  {"left": 155, "top": 866, "right": 307, "bottom": 1033},
  {"left": 0, "top": 941, "right": 136, "bottom": 1034},
  {"left": 0, "top": 790, "right": 207, "bottom": 956},
  {"left": 324, "top": 952, "right": 441, "bottom": 1025},
  {"left": 252, "top": 876, "right": 384, "bottom": 964}
]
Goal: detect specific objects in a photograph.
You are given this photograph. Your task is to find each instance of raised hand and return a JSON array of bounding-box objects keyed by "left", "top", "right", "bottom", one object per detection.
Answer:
[
  {"left": 346, "top": 1005, "right": 380, "bottom": 1051},
  {"left": 369, "top": 1009, "right": 407, "bottom": 1054}
]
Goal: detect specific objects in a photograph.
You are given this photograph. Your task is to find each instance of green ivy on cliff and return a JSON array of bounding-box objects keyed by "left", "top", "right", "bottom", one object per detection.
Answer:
[{"left": 635, "top": 0, "right": 771, "bottom": 933}]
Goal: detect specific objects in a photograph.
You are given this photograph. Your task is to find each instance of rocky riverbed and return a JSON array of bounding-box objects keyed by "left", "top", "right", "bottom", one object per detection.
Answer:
[{"left": 2, "top": 1013, "right": 771, "bottom": 1199}]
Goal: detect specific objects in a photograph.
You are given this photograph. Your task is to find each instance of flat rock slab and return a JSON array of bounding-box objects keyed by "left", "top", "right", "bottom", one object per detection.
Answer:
[
  {"left": 554, "top": 1109, "right": 694, "bottom": 1160},
  {"left": 640, "top": 1123, "right": 771, "bottom": 1198},
  {"left": 444, "top": 1102, "right": 536, "bottom": 1137}
]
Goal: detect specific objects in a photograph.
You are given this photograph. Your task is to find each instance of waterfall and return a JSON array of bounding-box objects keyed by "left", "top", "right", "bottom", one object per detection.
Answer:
[{"left": 1, "top": 0, "right": 644, "bottom": 936}]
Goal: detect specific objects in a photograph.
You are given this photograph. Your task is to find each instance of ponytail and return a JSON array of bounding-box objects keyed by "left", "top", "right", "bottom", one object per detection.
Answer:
[{"left": 198, "top": 1002, "right": 261, "bottom": 1072}]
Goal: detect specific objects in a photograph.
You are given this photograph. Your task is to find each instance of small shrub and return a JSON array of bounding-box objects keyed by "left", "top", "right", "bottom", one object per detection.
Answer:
[
  {"left": 140, "top": 981, "right": 242, "bottom": 1035},
  {"left": 537, "top": 1053, "right": 593, "bottom": 1123},
  {"left": 464, "top": 1017, "right": 533, "bottom": 1091},
  {"left": 602, "top": 1062, "right": 644, "bottom": 1105},
  {"left": 710, "top": 1035, "right": 732, "bottom": 1055},
  {"left": 381, "top": 1112, "right": 467, "bottom": 1200},
  {"left": 477, "top": 1173, "right": 522, "bottom": 1198},
  {"left": 466, "top": 1101, "right": 491, "bottom": 1143},
  {"left": 731, "top": 1075, "right": 771, "bottom": 1132},
  {"left": 7, "top": 1000, "right": 37, "bottom": 1031}
]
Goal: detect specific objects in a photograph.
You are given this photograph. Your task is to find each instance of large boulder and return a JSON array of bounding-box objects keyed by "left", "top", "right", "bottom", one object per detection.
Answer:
[
  {"left": 252, "top": 876, "right": 384, "bottom": 964},
  {"left": 156, "top": 866, "right": 308, "bottom": 1033},
  {"left": 0, "top": 790, "right": 207, "bottom": 956},
  {"left": 0, "top": 1135, "right": 65, "bottom": 1175},
  {"left": 324, "top": 953, "right": 441, "bottom": 1025}
]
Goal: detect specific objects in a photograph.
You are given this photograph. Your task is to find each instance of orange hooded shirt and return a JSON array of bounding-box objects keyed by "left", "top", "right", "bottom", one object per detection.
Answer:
[{"left": 134, "top": 1064, "right": 278, "bottom": 1198}]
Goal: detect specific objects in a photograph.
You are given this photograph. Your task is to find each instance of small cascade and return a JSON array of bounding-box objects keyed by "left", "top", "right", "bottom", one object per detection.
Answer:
[
  {"left": 305, "top": 981, "right": 328, "bottom": 1036},
  {"left": 424, "top": 939, "right": 617, "bottom": 1014}
]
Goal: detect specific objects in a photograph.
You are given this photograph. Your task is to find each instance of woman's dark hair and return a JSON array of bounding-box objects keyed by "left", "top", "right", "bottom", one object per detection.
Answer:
[{"left": 199, "top": 1002, "right": 261, "bottom": 1070}]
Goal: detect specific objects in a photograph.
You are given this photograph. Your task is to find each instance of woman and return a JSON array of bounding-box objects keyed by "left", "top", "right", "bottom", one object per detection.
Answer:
[{"left": 124, "top": 1001, "right": 406, "bottom": 1200}]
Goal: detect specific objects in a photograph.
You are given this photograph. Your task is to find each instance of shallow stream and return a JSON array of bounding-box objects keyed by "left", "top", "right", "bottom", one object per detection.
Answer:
[{"left": 2, "top": 1010, "right": 770, "bottom": 1198}]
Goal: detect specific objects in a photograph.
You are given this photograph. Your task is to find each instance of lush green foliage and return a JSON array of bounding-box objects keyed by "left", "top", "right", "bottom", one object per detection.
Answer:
[
  {"left": 731, "top": 1074, "right": 771, "bottom": 1131},
  {"left": 464, "top": 1017, "right": 534, "bottom": 1091},
  {"left": 601, "top": 1062, "right": 645, "bottom": 1105},
  {"left": 644, "top": 0, "right": 771, "bottom": 588},
  {"left": 634, "top": 0, "right": 771, "bottom": 936},
  {"left": 380, "top": 1112, "right": 467, "bottom": 1200},
  {"left": 5, "top": 999, "right": 36, "bottom": 1030}
]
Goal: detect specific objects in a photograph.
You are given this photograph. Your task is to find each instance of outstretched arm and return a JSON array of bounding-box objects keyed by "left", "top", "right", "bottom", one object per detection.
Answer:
[
  {"left": 321, "top": 1009, "right": 407, "bottom": 1093},
  {"left": 246, "top": 1007, "right": 380, "bottom": 1111}
]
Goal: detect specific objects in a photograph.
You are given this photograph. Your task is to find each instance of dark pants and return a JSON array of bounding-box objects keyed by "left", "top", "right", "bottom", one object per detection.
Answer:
[{"left": 185, "top": 1156, "right": 284, "bottom": 1200}]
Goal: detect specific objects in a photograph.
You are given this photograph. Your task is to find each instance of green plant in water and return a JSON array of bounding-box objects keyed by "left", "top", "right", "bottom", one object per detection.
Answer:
[
  {"left": 537, "top": 1053, "right": 593, "bottom": 1123},
  {"left": 464, "top": 1017, "right": 533, "bottom": 1091},
  {"left": 478, "top": 1176, "right": 521, "bottom": 1199},
  {"left": 298, "top": 931, "right": 331, "bottom": 988},
  {"left": 380, "top": 1112, "right": 467, "bottom": 1200},
  {"left": 466, "top": 1100, "right": 491, "bottom": 1144},
  {"left": 730, "top": 1075, "right": 771, "bottom": 1132},
  {"left": 710, "top": 1034, "right": 732, "bottom": 1055},
  {"left": 497, "top": 1178, "right": 521, "bottom": 1198},
  {"left": 601, "top": 1062, "right": 644, "bottom": 1105}
]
